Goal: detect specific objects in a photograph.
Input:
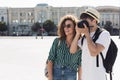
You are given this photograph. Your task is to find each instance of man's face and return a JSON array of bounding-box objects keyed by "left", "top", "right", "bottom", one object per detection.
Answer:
[
  {"left": 84, "top": 18, "right": 95, "bottom": 28},
  {"left": 80, "top": 13, "right": 96, "bottom": 28}
]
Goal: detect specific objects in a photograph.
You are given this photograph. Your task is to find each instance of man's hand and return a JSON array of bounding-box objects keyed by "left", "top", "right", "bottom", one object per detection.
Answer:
[{"left": 75, "top": 23, "right": 89, "bottom": 36}]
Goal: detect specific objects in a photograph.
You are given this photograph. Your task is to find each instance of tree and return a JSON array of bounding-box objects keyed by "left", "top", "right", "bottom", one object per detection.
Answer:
[
  {"left": 31, "top": 22, "right": 42, "bottom": 37},
  {"left": 43, "top": 20, "right": 55, "bottom": 33},
  {"left": 104, "top": 21, "right": 113, "bottom": 34},
  {"left": 0, "top": 21, "right": 8, "bottom": 36},
  {"left": 31, "top": 22, "right": 44, "bottom": 36},
  {"left": 31, "top": 22, "right": 41, "bottom": 32}
]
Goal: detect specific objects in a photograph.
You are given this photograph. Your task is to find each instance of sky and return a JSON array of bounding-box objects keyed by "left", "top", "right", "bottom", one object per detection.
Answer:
[{"left": 0, "top": 0, "right": 120, "bottom": 8}]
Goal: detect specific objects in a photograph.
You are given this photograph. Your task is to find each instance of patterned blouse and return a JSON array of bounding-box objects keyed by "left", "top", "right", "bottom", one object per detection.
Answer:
[{"left": 48, "top": 38, "right": 82, "bottom": 71}]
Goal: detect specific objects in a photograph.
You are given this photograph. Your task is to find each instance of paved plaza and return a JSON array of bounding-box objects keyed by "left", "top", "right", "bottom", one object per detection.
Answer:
[{"left": 0, "top": 36, "right": 119, "bottom": 80}]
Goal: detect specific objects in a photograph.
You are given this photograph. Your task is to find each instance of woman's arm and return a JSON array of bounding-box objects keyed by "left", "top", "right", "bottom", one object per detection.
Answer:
[
  {"left": 47, "top": 38, "right": 59, "bottom": 80},
  {"left": 78, "top": 66, "right": 82, "bottom": 80},
  {"left": 70, "top": 33, "right": 81, "bottom": 54},
  {"left": 48, "top": 61, "right": 53, "bottom": 80},
  {"left": 70, "top": 25, "right": 82, "bottom": 54}
]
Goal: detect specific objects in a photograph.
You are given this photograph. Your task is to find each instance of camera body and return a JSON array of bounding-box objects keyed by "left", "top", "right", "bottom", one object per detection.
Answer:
[{"left": 77, "top": 20, "right": 89, "bottom": 28}]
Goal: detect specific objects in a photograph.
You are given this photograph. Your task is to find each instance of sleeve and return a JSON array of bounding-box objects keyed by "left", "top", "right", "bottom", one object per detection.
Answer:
[
  {"left": 77, "top": 50, "right": 82, "bottom": 66},
  {"left": 47, "top": 38, "right": 58, "bottom": 63}
]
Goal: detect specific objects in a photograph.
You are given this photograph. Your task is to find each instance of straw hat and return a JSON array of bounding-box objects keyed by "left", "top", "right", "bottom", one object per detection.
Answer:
[{"left": 81, "top": 8, "right": 100, "bottom": 23}]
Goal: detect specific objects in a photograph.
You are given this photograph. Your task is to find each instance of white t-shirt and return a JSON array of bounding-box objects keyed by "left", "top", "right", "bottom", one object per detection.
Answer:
[{"left": 78, "top": 30, "right": 111, "bottom": 80}]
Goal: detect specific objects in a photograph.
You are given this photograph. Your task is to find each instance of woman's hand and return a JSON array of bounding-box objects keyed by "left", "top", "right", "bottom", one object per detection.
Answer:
[
  {"left": 48, "top": 61, "right": 53, "bottom": 80},
  {"left": 78, "top": 66, "right": 82, "bottom": 80},
  {"left": 78, "top": 77, "right": 82, "bottom": 80},
  {"left": 48, "top": 76, "right": 53, "bottom": 80}
]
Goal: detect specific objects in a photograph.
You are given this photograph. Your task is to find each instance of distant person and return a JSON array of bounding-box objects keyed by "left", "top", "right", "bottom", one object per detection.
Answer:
[
  {"left": 47, "top": 15, "right": 82, "bottom": 80},
  {"left": 70, "top": 8, "right": 111, "bottom": 80}
]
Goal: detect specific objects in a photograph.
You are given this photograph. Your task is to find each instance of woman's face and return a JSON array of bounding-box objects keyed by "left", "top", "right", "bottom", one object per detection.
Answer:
[{"left": 63, "top": 20, "right": 75, "bottom": 36}]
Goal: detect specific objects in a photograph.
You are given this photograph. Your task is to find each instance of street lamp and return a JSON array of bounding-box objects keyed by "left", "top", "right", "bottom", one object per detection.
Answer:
[
  {"left": 119, "top": 7, "right": 120, "bottom": 39},
  {"left": 41, "top": 15, "right": 44, "bottom": 39},
  {"left": 40, "top": 11, "right": 44, "bottom": 39}
]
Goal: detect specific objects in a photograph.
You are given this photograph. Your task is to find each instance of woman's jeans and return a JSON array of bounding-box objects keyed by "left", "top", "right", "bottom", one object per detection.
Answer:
[{"left": 53, "top": 65, "right": 77, "bottom": 80}]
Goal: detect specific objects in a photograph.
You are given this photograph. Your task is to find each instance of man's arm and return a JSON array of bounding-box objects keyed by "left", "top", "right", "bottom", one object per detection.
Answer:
[
  {"left": 85, "top": 33, "right": 105, "bottom": 56},
  {"left": 73, "top": 24, "right": 105, "bottom": 56}
]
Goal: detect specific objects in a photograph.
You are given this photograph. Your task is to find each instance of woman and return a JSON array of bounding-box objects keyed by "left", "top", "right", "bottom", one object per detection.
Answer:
[{"left": 47, "top": 15, "right": 82, "bottom": 80}]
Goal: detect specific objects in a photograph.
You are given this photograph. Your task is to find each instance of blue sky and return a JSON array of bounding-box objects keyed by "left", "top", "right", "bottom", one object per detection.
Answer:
[{"left": 0, "top": 0, "right": 120, "bottom": 8}]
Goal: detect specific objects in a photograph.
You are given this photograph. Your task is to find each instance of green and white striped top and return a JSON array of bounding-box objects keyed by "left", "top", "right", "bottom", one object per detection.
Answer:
[{"left": 48, "top": 38, "right": 82, "bottom": 71}]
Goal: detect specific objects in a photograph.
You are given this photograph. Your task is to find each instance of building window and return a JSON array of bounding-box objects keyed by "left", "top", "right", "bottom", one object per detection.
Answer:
[
  {"left": 28, "top": 19, "right": 31, "bottom": 23},
  {"left": 1, "top": 16, "right": 4, "bottom": 21},
  {"left": 105, "top": 14, "right": 110, "bottom": 20},
  {"left": 102, "top": 21, "right": 104, "bottom": 26},
  {"left": 20, "top": 13, "right": 22, "bottom": 16},
  {"left": 32, "top": 19, "right": 34, "bottom": 23},
  {"left": 20, "top": 12, "right": 26, "bottom": 17},
  {"left": 23, "top": 20, "right": 26, "bottom": 23},
  {"left": 12, "top": 20, "right": 18, "bottom": 23},
  {"left": 28, "top": 12, "right": 32, "bottom": 16}
]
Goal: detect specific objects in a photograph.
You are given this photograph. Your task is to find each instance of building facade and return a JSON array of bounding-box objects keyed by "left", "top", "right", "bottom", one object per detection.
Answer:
[
  {"left": 97, "top": 6, "right": 120, "bottom": 29},
  {"left": 1, "top": 4, "right": 120, "bottom": 36},
  {"left": 0, "top": 7, "right": 8, "bottom": 24},
  {"left": 8, "top": 8, "right": 35, "bottom": 35}
]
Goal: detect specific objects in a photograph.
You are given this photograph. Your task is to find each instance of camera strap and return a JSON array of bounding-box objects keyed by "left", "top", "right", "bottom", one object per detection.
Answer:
[{"left": 81, "top": 27, "right": 101, "bottom": 46}]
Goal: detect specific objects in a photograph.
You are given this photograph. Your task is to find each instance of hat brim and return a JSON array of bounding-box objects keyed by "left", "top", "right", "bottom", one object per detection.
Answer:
[{"left": 80, "top": 12, "right": 100, "bottom": 23}]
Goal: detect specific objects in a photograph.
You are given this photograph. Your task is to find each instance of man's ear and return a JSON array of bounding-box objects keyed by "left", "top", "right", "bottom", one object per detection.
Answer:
[{"left": 93, "top": 19, "right": 97, "bottom": 24}]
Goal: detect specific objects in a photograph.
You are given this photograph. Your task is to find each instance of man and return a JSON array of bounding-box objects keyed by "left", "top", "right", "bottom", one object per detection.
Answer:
[{"left": 70, "top": 8, "right": 111, "bottom": 80}]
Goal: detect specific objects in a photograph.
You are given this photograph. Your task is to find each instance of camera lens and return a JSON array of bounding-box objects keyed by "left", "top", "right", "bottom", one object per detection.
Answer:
[{"left": 77, "top": 20, "right": 89, "bottom": 28}]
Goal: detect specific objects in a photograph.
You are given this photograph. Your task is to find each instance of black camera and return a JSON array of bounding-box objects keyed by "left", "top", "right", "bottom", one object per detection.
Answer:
[{"left": 77, "top": 20, "right": 89, "bottom": 28}]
